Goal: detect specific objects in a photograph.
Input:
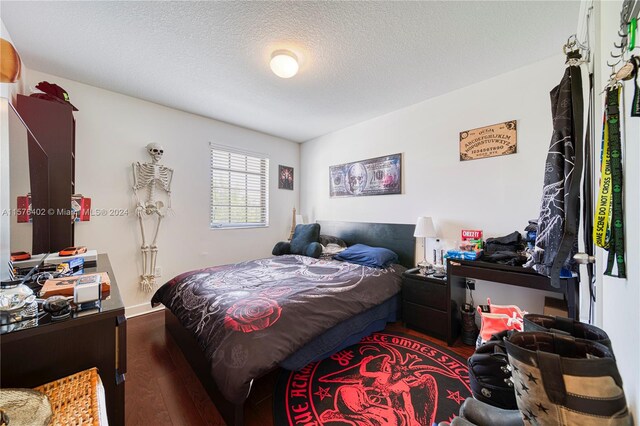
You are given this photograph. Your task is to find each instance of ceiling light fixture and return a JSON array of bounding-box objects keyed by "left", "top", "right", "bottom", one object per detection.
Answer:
[{"left": 270, "top": 50, "right": 299, "bottom": 79}]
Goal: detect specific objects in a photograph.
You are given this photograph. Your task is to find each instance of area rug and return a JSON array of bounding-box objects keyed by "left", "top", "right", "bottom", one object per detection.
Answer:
[{"left": 274, "top": 331, "right": 472, "bottom": 425}]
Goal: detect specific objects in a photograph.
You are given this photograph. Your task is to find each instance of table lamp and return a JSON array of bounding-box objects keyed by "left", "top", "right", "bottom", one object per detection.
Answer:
[{"left": 414, "top": 216, "right": 436, "bottom": 266}]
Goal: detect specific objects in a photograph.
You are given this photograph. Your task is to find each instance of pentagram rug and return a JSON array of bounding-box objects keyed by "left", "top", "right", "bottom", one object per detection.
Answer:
[{"left": 273, "top": 331, "right": 472, "bottom": 425}]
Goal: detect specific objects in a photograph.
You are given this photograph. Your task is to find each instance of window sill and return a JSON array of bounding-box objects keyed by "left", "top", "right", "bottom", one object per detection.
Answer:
[{"left": 210, "top": 225, "right": 269, "bottom": 230}]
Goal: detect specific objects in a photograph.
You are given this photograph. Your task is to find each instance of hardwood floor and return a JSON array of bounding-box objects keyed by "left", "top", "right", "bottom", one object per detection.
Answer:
[{"left": 125, "top": 310, "right": 475, "bottom": 426}]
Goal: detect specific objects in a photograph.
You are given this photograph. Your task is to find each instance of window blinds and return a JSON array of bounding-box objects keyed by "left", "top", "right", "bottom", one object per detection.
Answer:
[{"left": 210, "top": 144, "right": 269, "bottom": 228}]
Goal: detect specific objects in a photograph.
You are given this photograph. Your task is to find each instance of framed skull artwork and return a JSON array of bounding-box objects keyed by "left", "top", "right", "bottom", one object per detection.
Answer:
[
  {"left": 279, "top": 165, "right": 294, "bottom": 190},
  {"left": 329, "top": 154, "right": 402, "bottom": 198}
]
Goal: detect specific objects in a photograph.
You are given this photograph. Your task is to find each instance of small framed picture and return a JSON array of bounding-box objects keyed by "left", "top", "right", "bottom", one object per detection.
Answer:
[{"left": 278, "top": 165, "right": 294, "bottom": 190}]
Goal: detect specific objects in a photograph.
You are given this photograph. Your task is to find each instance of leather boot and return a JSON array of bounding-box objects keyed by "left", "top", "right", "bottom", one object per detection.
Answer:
[
  {"left": 458, "top": 398, "right": 523, "bottom": 426},
  {"left": 505, "top": 332, "right": 633, "bottom": 425},
  {"left": 437, "top": 398, "right": 523, "bottom": 426},
  {"left": 438, "top": 417, "right": 477, "bottom": 426},
  {"left": 523, "top": 313, "right": 612, "bottom": 351},
  {"left": 467, "top": 335, "right": 518, "bottom": 409},
  {"left": 460, "top": 304, "right": 479, "bottom": 346}
]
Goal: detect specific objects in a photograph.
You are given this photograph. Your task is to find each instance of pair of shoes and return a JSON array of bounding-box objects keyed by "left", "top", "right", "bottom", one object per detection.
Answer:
[
  {"left": 456, "top": 315, "right": 632, "bottom": 426},
  {"left": 467, "top": 313, "right": 612, "bottom": 412}
]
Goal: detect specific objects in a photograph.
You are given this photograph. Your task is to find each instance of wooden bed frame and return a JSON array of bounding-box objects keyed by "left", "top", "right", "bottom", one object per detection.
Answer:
[{"left": 163, "top": 220, "right": 416, "bottom": 426}]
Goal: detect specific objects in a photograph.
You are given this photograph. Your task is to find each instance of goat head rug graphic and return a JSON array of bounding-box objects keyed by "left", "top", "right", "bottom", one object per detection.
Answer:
[{"left": 275, "top": 332, "right": 471, "bottom": 425}]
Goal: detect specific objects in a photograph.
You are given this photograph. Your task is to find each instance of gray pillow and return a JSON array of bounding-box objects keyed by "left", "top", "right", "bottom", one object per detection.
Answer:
[{"left": 319, "top": 234, "right": 347, "bottom": 248}]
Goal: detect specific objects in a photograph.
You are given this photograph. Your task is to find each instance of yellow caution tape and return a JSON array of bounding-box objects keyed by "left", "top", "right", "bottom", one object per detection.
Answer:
[{"left": 594, "top": 118, "right": 612, "bottom": 248}]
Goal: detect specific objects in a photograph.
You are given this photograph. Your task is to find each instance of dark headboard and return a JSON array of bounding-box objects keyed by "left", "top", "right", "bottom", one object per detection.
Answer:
[{"left": 317, "top": 221, "right": 416, "bottom": 268}]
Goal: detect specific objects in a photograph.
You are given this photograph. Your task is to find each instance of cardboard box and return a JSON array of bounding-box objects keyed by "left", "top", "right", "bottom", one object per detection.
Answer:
[
  {"left": 544, "top": 297, "right": 568, "bottom": 318},
  {"left": 461, "top": 229, "right": 483, "bottom": 240},
  {"left": 41, "top": 272, "right": 110, "bottom": 298}
]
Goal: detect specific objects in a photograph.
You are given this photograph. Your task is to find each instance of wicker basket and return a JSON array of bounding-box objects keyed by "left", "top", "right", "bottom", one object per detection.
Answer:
[{"left": 34, "top": 368, "right": 101, "bottom": 426}]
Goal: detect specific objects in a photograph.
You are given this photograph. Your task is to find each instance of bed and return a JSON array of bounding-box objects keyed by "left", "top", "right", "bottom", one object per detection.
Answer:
[{"left": 152, "top": 220, "right": 415, "bottom": 426}]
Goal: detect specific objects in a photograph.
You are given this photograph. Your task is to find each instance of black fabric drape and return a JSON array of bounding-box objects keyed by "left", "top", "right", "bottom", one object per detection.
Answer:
[{"left": 532, "top": 65, "right": 584, "bottom": 287}]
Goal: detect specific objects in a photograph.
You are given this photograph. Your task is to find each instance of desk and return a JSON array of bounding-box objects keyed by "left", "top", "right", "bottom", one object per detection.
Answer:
[
  {"left": 0, "top": 254, "right": 126, "bottom": 425},
  {"left": 447, "top": 258, "right": 580, "bottom": 322}
]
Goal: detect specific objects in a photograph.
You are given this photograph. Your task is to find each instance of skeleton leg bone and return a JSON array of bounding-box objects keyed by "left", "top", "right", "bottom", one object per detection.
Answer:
[
  {"left": 147, "top": 248, "right": 157, "bottom": 288},
  {"left": 147, "top": 214, "right": 163, "bottom": 289},
  {"left": 138, "top": 211, "right": 153, "bottom": 292}
]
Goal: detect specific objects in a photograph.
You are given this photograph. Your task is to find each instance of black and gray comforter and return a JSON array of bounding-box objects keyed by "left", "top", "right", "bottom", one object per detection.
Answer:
[{"left": 151, "top": 254, "right": 404, "bottom": 403}]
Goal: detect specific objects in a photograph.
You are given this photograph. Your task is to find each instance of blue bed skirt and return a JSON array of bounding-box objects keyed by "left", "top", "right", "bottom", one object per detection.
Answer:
[{"left": 279, "top": 294, "right": 401, "bottom": 370}]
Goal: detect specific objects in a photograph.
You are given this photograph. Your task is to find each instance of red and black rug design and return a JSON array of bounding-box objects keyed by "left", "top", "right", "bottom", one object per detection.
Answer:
[{"left": 274, "top": 331, "right": 471, "bottom": 425}]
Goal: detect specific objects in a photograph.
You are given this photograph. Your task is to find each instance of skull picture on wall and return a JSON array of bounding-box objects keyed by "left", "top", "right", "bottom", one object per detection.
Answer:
[
  {"left": 329, "top": 154, "right": 402, "bottom": 198},
  {"left": 346, "top": 162, "right": 367, "bottom": 195}
]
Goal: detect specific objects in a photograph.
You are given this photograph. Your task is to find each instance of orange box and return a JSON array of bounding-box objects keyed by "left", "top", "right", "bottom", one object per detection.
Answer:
[{"left": 41, "top": 272, "right": 111, "bottom": 299}]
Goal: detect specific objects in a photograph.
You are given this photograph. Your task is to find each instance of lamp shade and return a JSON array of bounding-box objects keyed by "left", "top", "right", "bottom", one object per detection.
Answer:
[{"left": 414, "top": 216, "right": 436, "bottom": 238}]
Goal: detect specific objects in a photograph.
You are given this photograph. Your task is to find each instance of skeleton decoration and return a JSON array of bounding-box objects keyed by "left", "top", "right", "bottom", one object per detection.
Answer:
[{"left": 132, "top": 143, "right": 173, "bottom": 292}]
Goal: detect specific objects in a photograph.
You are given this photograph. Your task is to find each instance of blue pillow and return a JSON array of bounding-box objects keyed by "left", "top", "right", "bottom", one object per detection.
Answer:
[
  {"left": 290, "top": 223, "right": 321, "bottom": 256},
  {"left": 334, "top": 244, "right": 398, "bottom": 268}
]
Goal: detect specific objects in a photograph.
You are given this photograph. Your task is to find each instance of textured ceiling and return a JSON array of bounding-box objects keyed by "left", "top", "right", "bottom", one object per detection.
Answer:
[{"left": 1, "top": 1, "right": 579, "bottom": 142}]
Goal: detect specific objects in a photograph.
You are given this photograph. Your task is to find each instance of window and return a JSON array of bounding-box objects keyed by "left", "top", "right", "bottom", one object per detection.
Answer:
[{"left": 210, "top": 144, "right": 269, "bottom": 229}]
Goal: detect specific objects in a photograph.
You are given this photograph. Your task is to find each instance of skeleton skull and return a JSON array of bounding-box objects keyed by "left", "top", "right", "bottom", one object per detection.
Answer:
[
  {"left": 347, "top": 163, "right": 367, "bottom": 195},
  {"left": 146, "top": 143, "right": 164, "bottom": 163}
]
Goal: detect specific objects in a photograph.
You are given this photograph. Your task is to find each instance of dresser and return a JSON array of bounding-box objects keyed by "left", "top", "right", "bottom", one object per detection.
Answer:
[
  {"left": 402, "top": 268, "right": 465, "bottom": 345},
  {"left": 0, "top": 254, "right": 126, "bottom": 425}
]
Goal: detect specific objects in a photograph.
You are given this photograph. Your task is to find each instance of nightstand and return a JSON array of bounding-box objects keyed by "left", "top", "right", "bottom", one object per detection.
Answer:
[{"left": 402, "top": 268, "right": 464, "bottom": 346}]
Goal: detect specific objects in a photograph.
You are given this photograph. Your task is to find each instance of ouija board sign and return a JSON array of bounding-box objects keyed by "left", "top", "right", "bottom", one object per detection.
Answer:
[{"left": 459, "top": 120, "right": 517, "bottom": 161}]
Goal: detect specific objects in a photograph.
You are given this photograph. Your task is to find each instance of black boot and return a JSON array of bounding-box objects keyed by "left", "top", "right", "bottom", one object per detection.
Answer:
[
  {"left": 438, "top": 418, "right": 476, "bottom": 426},
  {"left": 460, "top": 303, "right": 479, "bottom": 346},
  {"left": 468, "top": 335, "right": 518, "bottom": 409},
  {"left": 459, "top": 398, "right": 523, "bottom": 426},
  {"left": 437, "top": 398, "right": 523, "bottom": 426}
]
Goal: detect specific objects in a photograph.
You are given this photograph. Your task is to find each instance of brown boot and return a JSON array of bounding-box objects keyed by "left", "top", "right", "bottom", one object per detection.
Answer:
[
  {"left": 505, "top": 332, "right": 632, "bottom": 425},
  {"left": 523, "top": 314, "right": 612, "bottom": 351}
]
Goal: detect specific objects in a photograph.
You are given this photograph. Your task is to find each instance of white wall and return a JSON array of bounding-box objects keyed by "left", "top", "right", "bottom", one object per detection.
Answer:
[
  {"left": 24, "top": 69, "right": 300, "bottom": 316},
  {"left": 0, "top": 99, "right": 11, "bottom": 280},
  {"left": 595, "top": 0, "right": 640, "bottom": 418},
  {"left": 8, "top": 103, "right": 32, "bottom": 252},
  {"left": 0, "top": 19, "right": 27, "bottom": 280},
  {"left": 301, "top": 55, "right": 568, "bottom": 315}
]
